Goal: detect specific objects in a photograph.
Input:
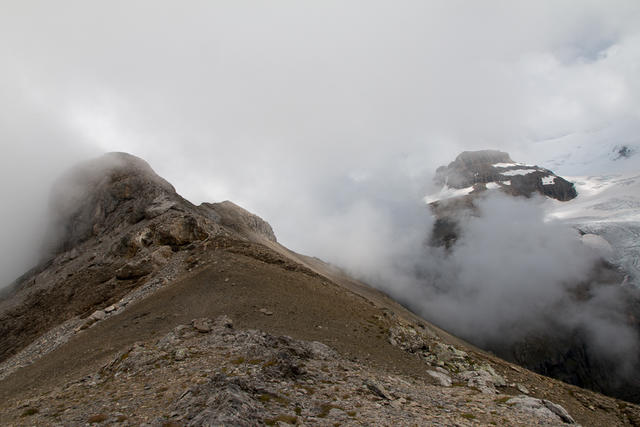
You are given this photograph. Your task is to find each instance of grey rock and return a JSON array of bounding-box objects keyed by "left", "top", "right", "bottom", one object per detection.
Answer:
[
  {"left": 427, "top": 370, "right": 452, "bottom": 387},
  {"left": 151, "top": 246, "right": 173, "bottom": 266},
  {"left": 173, "top": 348, "right": 188, "bottom": 361},
  {"left": 116, "top": 259, "right": 153, "bottom": 280},
  {"left": 507, "top": 395, "right": 575, "bottom": 424},
  {"left": 215, "top": 315, "right": 234, "bottom": 329},
  {"left": 364, "top": 379, "right": 392, "bottom": 400},
  {"left": 327, "top": 407, "right": 346, "bottom": 417},
  {"left": 459, "top": 369, "right": 500, "bottom": 394},
  {"left": 543, "top": 399, "right": 576, "bottom": 424},
  {"left": 192, "top": 318, "right": 213, "bottom": 333},
  {"left": 172, "top": 376, "right": 266, "bottom": 426},
  {"left": 144, "top": 195, "right": 176, "bottom": 219},
  {"left": 90, "top": 310, "right": 106, "bottom": 321},
  {"left": 305, "top": 341, "right": 336, "bottom": 360}
]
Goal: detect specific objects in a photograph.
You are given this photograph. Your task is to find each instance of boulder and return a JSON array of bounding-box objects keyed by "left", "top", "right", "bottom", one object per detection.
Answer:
[{"left": 116, "top": 259, "right": 153, "bottom": 280}]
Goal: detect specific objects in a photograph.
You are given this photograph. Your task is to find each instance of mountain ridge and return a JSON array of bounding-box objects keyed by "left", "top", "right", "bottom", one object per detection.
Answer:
[{"left": 1, "top": 152, "right": 639, "bottom": 425}]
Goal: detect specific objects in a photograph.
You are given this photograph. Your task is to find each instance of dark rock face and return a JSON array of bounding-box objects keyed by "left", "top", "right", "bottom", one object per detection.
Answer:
[
  {"left": 200, "top": 201, "right": 277, "bottom": 243},
  {"left": 613, "top": 145, "right": 635, "bottom": 160},
  {"left": 434, "top": 149, "right": 577, "bottom": 201},
  {"left": 435, "top": 150, "right": 512, "bottom": 189}
]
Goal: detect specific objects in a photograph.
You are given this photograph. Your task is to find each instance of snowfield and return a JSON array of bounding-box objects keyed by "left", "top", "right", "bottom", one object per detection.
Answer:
[
  {"left": 500, "top": 168, "right": 540, "bottom": 176},
  {"left": 545, "top": 173, "right": 640, "bottom": 286},
  {"left": 424, "top": 185, "right": 474, "bottom": 204},
  {"left": 541, "top": 176, "right": 556, "bottom": 185}
]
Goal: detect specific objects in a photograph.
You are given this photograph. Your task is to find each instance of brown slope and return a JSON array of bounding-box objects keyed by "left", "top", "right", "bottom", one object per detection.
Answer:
[{"left": 1, "top": 237, "right": 639, "bottom": 426}]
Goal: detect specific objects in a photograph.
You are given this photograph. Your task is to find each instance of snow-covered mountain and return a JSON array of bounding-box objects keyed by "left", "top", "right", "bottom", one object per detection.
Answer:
[
  {"left": 427, "top": 148, "right": 640, "bottom": 287},
  {"left": 422, "top": 149, "right": 640, "bottom": 402}
]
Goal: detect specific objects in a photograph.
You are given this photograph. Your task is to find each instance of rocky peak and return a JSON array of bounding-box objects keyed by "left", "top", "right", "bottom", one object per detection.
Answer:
[
  {"left": 200, "top": 201, "right": 277, "bottom": 243},
  {"left": 46, "top": 152, "right": 278, "bottom": 256},
  {"left": 432, "top": 149, "right": 577, "bottom": 202},
  {"left": 47, "top": 152, "right": 182, "bottom": 253}
]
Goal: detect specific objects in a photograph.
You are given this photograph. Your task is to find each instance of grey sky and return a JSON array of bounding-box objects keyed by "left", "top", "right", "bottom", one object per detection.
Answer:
[{"left": 1, "top": 1, "right": 640, "bottom": 284}]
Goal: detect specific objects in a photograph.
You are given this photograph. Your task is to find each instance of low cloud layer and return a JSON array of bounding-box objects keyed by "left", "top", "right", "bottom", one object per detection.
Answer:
[
  {"left": 337, "top": 192, "right": 639, "bottom": 377},
  {"left": 2, "top": 2, "right": 640, "bottom": 267}
]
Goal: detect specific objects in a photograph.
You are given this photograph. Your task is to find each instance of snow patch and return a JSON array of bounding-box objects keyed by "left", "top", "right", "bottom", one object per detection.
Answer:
[
  {"left": 486, "top": 182, "right": 500, "bottom": 190},
  {"left": 424, "top": 185, "right": 474, "bottom": 204},
  {"left": 541, "top": 176, "right": 556, "bottom": 185},
  {"left": 501, "top": 169, "right": 539, "bottom": 176},
  {"left": 492, "top": 162, "right": 526, "bottom": 168}
]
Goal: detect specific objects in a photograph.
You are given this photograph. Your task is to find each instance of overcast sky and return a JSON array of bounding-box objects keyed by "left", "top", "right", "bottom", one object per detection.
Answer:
[{"left": 2, "top": 1, "right": 640, "bottom": 283}]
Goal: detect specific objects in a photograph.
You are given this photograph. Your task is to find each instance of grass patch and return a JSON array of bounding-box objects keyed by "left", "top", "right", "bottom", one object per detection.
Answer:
[
  {"left": 265, "top": 415, "right": 298, "bottom": 425},
  {"left": 259, "top": 393, "right": 272, "bottom": 402},
  {"left": 87, "top": 414, "right": 108, "bottom": 423},
  {"left": 461, "top": 413, "right": 476, "bottom": 420},
  {"left": 258, "top": 393, "right": 289, "bottom": 405},
  {"left": 495, "top": 396, "right": 510, "bottom": 404},
  {"left": 21, "top": 408, "right": 39, "bottom": 417},
  {"left": 230, "top": 356, "right": 245, "bottom": 365}
]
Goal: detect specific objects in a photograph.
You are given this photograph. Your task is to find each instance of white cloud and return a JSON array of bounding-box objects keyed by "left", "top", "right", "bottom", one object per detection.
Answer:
[{"left": 1, "top": 1, "right": 640, "bottom": 284}]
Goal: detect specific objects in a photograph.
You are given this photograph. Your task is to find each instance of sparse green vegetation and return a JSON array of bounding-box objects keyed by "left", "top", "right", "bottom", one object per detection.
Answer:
[
  {"left": 318, "top": 403, "right": 341, "bottom": 418},
  {"left": 258, "top": 392, "right": 289, "bottom": 405},
  {"left": 461, "top": 413, "right": 476, "bottom": 420},
  {"left": 265, "top": 414, "right": 297, "bottom": 425},
  {"left": 259, "top": 393, "right": 272, "bottom": 402},
  {"left": 262, "top": 359, "right": 277, "bottom": 367}
]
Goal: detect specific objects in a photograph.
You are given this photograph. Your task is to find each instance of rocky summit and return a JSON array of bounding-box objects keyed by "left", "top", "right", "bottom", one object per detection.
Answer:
[
  {"left": 1, "top": 153, "right": 640, "bottom": 426},
  {"left": 433, "top": 149, "right": 577, "bottom": 202}
]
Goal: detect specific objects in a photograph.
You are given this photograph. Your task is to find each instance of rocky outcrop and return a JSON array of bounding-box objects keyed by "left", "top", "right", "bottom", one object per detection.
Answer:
[
  {"left": 47, "top": 152, "right": 181, "bottom": 253},
  {"left": 3, "top": 316, "right": 585, "bottom": 426},
  {"left": 201, "top": 200, "right": 277, "bottom": 243},
  {"left": 433, "top": 149, "right": 577, "bottom": 201}
]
